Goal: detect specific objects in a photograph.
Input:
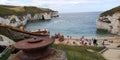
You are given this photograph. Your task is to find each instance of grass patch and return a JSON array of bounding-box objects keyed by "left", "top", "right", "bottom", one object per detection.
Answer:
[
  {"left": 100, "top": 5, "right": 120, "bottom": 16},
  {"left": 0, "top": 5, "right": 54, "bottom": 17},
  {"left": 51, "top": 44, "right": 106, "bottom": 60},
  {"left": 0, "top": 44, "right": 106, "bottom": 60}
]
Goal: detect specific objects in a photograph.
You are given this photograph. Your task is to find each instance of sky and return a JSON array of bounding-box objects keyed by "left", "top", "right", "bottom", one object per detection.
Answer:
[{"left": 0, "top": 0, "right": 120, "bottom": 13}]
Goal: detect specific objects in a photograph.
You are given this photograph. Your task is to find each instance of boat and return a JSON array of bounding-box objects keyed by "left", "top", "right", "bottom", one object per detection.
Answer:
[
  {"left": 0, "top": 24, "right": 50, "bottom": 36},
  {"left": 30, "top": 29, "right": 49, "bottom": 36}
]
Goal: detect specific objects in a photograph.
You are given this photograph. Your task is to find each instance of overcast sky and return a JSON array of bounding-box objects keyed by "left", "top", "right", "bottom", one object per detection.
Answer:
[{"left": 0, "top": 0, "right": 120, "bottom": 13}]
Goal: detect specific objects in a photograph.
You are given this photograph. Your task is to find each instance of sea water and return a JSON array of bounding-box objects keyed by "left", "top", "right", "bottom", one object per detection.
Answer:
[{"left": 25, "top": 12, "right": 112, "bottom": 38}]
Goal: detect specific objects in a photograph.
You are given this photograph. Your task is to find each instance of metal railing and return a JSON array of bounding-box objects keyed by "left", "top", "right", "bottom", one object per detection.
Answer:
[{"left": 0, "top": 46, "right": 11, "bottom": 57}]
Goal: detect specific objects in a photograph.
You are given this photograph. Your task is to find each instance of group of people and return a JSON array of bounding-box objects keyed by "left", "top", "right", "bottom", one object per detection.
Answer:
[
  {"left": 53, "top": 33, "right": 65, "bottom": 41},
  {"left": 79, "top": 36, "right": 110, "bottom": 46},
  {"left": 53, "top": 33, "right": 111, "bottom": 47},
  {"left": 80, "top": 36, "right": 99, "bottom": 46}
]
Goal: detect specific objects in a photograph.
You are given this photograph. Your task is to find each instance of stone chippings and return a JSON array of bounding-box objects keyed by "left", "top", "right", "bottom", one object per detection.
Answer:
[{"left": 43, "top": 49, "right": 67, "bottom": 60}]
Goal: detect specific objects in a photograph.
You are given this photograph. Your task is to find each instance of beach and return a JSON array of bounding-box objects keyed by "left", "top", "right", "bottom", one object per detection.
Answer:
[
  {"left": 54, "top": 36, "right": 120, "bottom": 46},
  {"left": 54, "top": 36, "right": 120, "bottom": 60}
]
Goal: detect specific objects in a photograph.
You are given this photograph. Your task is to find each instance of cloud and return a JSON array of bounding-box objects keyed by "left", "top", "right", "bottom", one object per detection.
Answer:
[
  {"left": 0, "top": 0, "right": 119, "bottom": 12},
  {"left": 26, "top": 0, "right": 102, "bottom": 10},
  {"left": 0, "top": 0, "right": 101, "bottom": 6},
  {"left": 30, "top": 0, "right": 100, "bottom": 6},
  {"left": 0, "top": 0, "right": 10, "bottom": 4},
  {"left": 0, "top": 0, "right": 118, "bottom": 7}
]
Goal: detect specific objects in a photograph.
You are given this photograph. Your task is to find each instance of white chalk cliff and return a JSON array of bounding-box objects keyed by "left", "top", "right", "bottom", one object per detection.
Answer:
[
  {"left": 97, "top": 6, "right": 120, "bottom": 35},
  {"left": 0, "top": 5, "right": 59, "bottom": 27},
  {"left": 0, "top": 11, "right": 59, "bottom": 27}
]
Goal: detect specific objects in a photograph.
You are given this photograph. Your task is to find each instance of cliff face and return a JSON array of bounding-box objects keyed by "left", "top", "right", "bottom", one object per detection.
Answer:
[
  {"left": 0, "top": 5, "right": 59, "bottom": 27},
  {"left": 97, "top": 6, "right": 120, "bottom": 35}
]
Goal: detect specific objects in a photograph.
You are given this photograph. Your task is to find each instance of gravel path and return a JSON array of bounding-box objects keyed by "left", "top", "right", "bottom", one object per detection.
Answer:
[
  {"left": 102, "top": 40, "right": 120, "bottom": 60},
  {"left": 102, "top": 49, "right": 120, "bottom": 60}
]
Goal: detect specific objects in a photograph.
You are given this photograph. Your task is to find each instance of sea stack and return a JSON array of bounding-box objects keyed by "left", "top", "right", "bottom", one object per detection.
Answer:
[{"left": 97, "top": 6, "right": 120, "bottom": 35}]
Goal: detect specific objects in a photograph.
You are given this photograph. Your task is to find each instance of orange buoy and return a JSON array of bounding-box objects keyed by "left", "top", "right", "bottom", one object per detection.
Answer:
[{"left": 19, "top": 26, "right": 24, "bottom": 31}]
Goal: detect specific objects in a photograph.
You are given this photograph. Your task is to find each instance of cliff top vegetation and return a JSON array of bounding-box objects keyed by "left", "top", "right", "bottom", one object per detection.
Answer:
[
  {"left": 100, "top": 5, "right": 120, "bottom": 16},
  {"left": 0, "top": 5, "right": 54, "bottom": 17}
]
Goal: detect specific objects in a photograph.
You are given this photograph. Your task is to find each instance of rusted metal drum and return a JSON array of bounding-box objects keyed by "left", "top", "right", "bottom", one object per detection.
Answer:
[{"left": 14, "top": 37, "right": 54, "bottom": 60}]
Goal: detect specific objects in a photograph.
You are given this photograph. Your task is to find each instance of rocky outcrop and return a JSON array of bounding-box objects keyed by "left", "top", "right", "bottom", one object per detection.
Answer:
[
  {"left": 97, "top": 7, "right": 120, "bottom": 35},
  {"left": 51, "top": 11, "right": 59, "bottom": 17}
]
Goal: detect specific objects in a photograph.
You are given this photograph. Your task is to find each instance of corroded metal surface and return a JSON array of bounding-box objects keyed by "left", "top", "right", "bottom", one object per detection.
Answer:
[
  {"left": 8, "top": 49, "right": 67, "bottom": 60},
  {"left": 16, "top": 48, "right": 52, "bottom": 60},
  {"left": 14, "top": 37, "right": 54, "bottom": 52},
  {"left": 13, "top": 37, "right": 54, "bottom": 60}
]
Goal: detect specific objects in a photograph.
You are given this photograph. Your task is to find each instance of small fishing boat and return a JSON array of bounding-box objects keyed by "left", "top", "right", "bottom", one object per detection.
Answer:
[
  {"left": 30, "top": 29, "right": 49, "bottom": 36},
  {"left": 0, "top": 24, "right": 50, "bottom": 36}
]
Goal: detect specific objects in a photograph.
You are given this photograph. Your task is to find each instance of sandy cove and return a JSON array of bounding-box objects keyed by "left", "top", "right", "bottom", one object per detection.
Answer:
[
  {"left": 54, "top": 37, "right": 120, "bottom": 60},
  {"left": 54, "top": 37, "right": 120, "bottom": 47}
]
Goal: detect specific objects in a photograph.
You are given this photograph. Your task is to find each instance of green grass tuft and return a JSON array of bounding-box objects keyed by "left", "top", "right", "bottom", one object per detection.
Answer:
[
  {"left": 101, "top": 5, "right": 120, "bottom": 16},
  {"left": 52, "top": 44, "right": 106, "bottom": 60}
]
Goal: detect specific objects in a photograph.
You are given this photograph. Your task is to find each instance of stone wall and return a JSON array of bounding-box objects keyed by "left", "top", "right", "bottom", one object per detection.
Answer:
[{"left": 97, "top": 12, "right": 120, "bottom": 35}]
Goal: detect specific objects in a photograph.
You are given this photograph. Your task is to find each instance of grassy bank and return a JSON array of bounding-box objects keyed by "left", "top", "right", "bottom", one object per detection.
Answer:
[
  {"left": 100, "top": 5, "right": 120, "bottom": 16},
  {"left": 52, "top": 44, "right": 106, "bottom": 60},
  {"left": 0, "top": 44, "right": 106, "bottom": 60},
  {"left": 0, "top": 5, "right": 54, "bottom": 16}
]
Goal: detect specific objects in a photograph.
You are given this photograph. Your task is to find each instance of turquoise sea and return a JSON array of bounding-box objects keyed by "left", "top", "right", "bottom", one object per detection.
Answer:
[{"left": 25, "top": 12, "right": 113, "bottom": 38}]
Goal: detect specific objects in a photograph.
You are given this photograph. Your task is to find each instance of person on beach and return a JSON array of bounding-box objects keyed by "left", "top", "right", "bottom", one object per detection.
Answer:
[
  {"left": 70, "top": 36, "right": 72, "bottom": 39},
  {"left": 93, "top": 38, "right": 97, "bottom": 46},
  {"left": 57, "top": 32, "right": 61, "bottom": 38},
  {"left": 67, "top": 35, "right": 69, "bottom": 39},
  {"left": 84, "top": 39, "right": 88, "bottom": 45},
  {"left": 103, "top": 39, "right": 109, "bottom": 46},
  {"left": 61, "top": 35, "right": 64, "bottom": 40},
  {"left": 54, "top": 32, "right": 61, "bottom": 38},
  {"left": 81, "top": 36, "right": 84, "bottom": 39},
  {"left": 54, "top": 33, "right": 58, "bottom": 38},
  {"left": 88, "top": 39, "right": 92, "bottom": 45},
  {"left": 80, "top": 36, "right": 84, "bottom": 45}
]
